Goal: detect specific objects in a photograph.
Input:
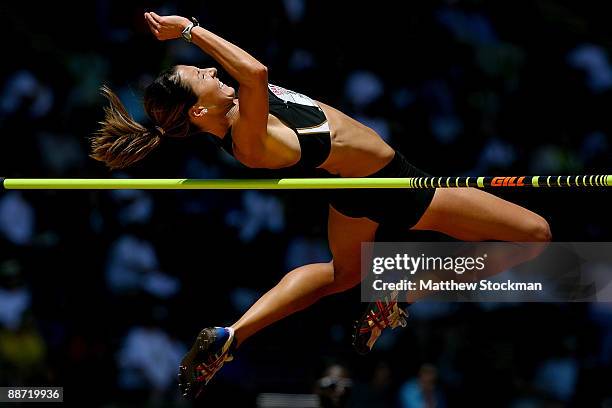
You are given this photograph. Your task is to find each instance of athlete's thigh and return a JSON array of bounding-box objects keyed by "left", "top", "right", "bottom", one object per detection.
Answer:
[
  {"left": 412, "top": 187, "right": 549, "bottom": 241},
  {"left": 328, "top": 205, "right": 378, "bottom": 278}
]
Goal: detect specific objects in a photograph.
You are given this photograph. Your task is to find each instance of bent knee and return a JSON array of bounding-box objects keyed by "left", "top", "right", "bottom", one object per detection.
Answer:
[
  {"left": 525, "top": 216, "right": 552, "bottom": 242},
  {"left": 514, "top": 216, "right": 552, "bottom": 262}
]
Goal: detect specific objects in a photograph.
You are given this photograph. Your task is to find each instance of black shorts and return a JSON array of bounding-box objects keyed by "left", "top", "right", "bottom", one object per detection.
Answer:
[{"left": 329, "top": 151, "right": 436, "bottom": 227}]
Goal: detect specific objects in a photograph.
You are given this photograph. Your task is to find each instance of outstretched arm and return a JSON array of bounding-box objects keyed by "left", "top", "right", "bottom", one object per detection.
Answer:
[
  {"left": 144, "top": 12, "right": 270, "bottom": 164},
  {"left": 144, "top": 12, "right": 266, "bottom": 86}
]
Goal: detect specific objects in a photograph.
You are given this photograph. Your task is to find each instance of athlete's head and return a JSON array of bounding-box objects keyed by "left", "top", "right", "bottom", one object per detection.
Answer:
[
  {"left": 175, "top": 65, "right": 236, "bottom": 122},
  {"left": 90, "top": 65, "right": 235, "bottom": 169}
]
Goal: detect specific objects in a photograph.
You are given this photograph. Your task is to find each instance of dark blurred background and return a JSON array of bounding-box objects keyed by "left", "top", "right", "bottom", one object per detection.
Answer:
[{"left": 0, "top": 1, "right": 611, "bottom": 407}]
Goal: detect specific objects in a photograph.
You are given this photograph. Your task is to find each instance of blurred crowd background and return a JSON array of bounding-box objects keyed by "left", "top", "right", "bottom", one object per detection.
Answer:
[{"left": 1, "top": 0, "right": 611, "bottom": 406}]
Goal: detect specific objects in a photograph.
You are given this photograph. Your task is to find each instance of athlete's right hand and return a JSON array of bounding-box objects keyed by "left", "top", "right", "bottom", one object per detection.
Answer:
[{"left": 144, "top": 12, "right": 191, "bottom": 41}]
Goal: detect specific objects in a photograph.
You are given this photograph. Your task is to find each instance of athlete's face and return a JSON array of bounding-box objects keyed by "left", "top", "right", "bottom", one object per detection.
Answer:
[{"left": 176, "top": 65, "right": 235, "bottom": 112}]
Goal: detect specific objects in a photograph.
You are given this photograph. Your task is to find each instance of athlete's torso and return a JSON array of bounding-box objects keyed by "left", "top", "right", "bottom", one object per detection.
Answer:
[{"left": 220, "top": 84, "right": 395, "bottom": 177}]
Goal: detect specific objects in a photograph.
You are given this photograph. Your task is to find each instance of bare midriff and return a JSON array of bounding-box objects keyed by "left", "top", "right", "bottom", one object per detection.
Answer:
[{"left": 316, "top": 101, "right": 395, "bottom": 177}]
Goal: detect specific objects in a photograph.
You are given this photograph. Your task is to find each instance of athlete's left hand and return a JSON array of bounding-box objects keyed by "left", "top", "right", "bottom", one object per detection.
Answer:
[{"left": 144, "top": 12, "right": 191, "bottom": 41}]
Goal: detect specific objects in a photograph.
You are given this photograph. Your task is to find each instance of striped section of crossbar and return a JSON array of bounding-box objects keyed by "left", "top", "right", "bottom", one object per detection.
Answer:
[{"left": 411, "top": 175, "right": 612, "bottom": 188}]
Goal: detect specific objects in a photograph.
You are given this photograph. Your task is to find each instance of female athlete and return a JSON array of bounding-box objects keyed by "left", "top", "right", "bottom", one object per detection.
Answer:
[{"left": 90, "top": 12, "right": 552, "bottom": 399}]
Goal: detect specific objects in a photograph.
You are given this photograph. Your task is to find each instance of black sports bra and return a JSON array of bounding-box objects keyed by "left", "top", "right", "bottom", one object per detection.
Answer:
[{"left": 217, "top": 84, "right": 332, "bottom": 172}]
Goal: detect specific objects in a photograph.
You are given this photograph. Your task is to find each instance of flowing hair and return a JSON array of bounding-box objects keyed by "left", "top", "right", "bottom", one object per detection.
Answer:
[{"left": 90, "top": 67, "right": 198, "bottom": 169}]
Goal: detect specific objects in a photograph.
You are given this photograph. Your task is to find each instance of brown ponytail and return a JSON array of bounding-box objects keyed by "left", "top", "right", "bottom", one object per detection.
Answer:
[
  {"left": 90, "top": 67, "right": 198, "bottom": 169},
  {"left": 90, "top": 86, "right": 161, "bottom": 169}
]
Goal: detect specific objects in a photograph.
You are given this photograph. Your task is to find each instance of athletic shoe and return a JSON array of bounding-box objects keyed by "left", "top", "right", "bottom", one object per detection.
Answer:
[
  {"left": 352, "top": 291, "right": 408, "bottom": 355},
  {"left": 178, "top": 326, "right": 236, "bottom": 399}
]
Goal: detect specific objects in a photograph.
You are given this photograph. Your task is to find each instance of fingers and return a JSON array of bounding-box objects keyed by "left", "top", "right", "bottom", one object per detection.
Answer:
[
  {"left": 144, "top": 12, "right": 160, "bottom": 36},
  {"left": 149, "top": 11, "right": 163, "bottom": 23},
  {"left": 144, "top": 12, "right": 156, "bottom": 28},
  {"left": 144, "top": 13, "right": 160, "bottom": 30}
]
